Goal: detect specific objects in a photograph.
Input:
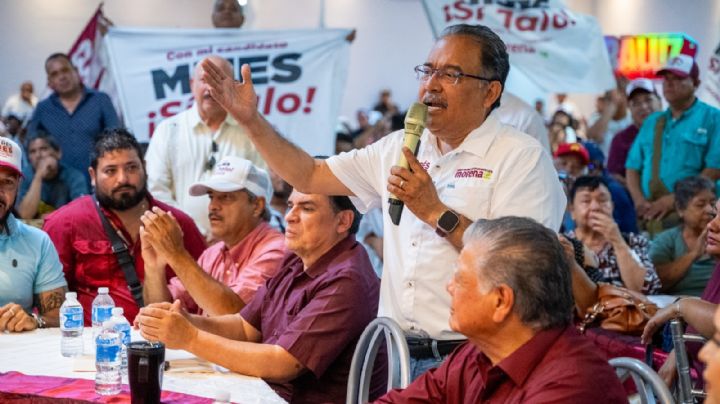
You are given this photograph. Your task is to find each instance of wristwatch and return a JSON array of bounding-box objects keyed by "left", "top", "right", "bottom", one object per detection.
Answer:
[
  {"left": 31, "top": 313, "right": 46, "bottom": 329},
  {"left": 435, "top": 210, "right": 460, "bottom": 238}
]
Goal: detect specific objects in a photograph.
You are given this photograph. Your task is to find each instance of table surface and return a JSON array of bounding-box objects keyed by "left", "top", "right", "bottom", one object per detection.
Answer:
[{"left": 0, "top": 327, "right": 286, "bottom": 404}]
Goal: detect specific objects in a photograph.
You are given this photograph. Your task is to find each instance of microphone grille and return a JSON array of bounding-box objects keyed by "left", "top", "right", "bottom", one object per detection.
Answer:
[{"left": 405, "top": 102, "right": 428, "bottom": 129}]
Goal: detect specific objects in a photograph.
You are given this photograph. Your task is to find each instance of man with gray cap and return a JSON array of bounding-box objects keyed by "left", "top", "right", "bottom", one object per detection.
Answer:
[{"left": 140, "top": 156, "right": 285, "bottom": 316}]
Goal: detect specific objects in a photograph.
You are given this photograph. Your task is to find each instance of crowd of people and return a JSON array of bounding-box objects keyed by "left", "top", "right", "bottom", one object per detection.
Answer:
[{"left": 2, "top": 2, "right": 720, "bottom": 402}]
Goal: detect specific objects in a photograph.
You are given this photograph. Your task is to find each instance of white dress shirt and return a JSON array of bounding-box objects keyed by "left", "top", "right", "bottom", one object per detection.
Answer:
[
  {"left": 327, "top": 115, "right": 566, "bottom": 340},
  {"left": 146, "top": 105, "right": 266, "bottom": 235},
  {"left": 2, "top": 93, "right": 37, "bottom": 123}
]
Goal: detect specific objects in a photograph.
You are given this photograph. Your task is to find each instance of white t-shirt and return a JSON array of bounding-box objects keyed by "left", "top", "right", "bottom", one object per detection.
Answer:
[
  {"left": 493, "top": 92, "right": 550, "bottom": 154},
  {"left": 327, "top": 115, "right": 566, "bottom": 339},
  {"left": 145, "top": 105, "right": 266, "bottom": 235}
]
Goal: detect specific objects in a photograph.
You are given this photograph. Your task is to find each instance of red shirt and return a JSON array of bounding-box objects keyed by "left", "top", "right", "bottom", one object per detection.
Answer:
[
  {"left": 43, "top": 195, "right": 206, "bottom": 324},
  {"left": 240, "top": 235, "right": 382, "bottom": 404},
  {"left": 374, "top": 326, "right": 628, "bottom": 404}
]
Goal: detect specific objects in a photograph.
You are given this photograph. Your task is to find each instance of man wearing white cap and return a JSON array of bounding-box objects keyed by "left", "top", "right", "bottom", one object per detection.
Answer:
[
  {"left": 0, "top": 137, "right": 68, "bottom": 332},
  {"left": 607, "top": 78, "right": 660, "bottom": 185},
  {"left": 140, "top": 156, "right": 285, "bottom": 316},
  {"left": 626, "top": 50, "right": 720, "bottom": 232}
]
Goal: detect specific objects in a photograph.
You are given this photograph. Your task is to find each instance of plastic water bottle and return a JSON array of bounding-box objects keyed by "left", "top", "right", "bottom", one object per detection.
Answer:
[
  {"left": 92, "top": 287, "right": 115, "bottom": 341},
  {"left": 95, "top": 320, "right": 122, "bottom": 395},
  {"left": 110, "top": 307, "right": 131, "bottom": 378},
  {"left": 60, "top": 292, "right": 84, "bottom": 357}
]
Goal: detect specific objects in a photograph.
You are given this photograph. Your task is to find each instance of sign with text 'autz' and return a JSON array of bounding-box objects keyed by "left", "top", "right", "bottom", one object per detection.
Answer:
[{"left": 605, "top": 33, "right": 695, "bottom": 80}]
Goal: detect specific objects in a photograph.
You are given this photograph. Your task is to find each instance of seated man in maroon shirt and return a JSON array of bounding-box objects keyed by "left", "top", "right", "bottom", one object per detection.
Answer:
[
  {"left": 375, "top": 216, "right": 627, "bottom": 403},
  {"left": 137, "top": 189, "right": 382, "bottom": 403},
  {"left": 43, "top": 129, "right": 206, "bottom": 324}
]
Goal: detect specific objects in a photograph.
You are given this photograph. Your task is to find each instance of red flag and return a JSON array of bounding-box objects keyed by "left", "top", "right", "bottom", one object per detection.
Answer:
[{"left": 68, "top": 5, "right": 106, "bottom": 89}]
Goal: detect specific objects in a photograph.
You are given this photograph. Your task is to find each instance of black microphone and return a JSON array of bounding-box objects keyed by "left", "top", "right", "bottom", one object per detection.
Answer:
[{"left": 388, "top": 102, "right": 428, "bottom": 225}]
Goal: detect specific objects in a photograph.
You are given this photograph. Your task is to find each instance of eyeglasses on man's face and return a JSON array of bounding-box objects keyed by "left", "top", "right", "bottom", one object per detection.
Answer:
[{"left": 414, "top": 64, "right": 496, "bottom": 86}]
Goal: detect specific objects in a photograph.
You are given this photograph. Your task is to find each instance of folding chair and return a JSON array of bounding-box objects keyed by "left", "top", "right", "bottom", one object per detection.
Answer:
[
  {"left": 669, "top": 319, "right": 707, "bottom": 403},
  {"left": 346, "top": 317, "right": 411, "bottom": 404},
  {"left": 609, "top": 357, "right": 674, "bottom": 404}
]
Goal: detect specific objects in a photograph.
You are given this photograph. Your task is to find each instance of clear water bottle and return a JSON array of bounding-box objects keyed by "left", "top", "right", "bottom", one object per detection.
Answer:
[
  {"left": 110, "top": 307, "right": 131, "bottom": 378},
  {"left": 92, "top": 287, "right": 115, "bottom": 341},
  {"left": 60, "top": 292, "right": 84, "bottom": 357},
  {"left": 95, "top": 320, "right": 122, "bottom": 396}
]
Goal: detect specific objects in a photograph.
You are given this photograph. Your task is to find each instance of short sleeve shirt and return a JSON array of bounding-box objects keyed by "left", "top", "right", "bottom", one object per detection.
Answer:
[
  {"left": 240, "top": 236, "right": 380, "bottom": 403},
  {"left": 0, "top": 214, "right": 67, "bottom": 312},
  {"left": 326, "top": 115, "right": 566, "bottom": 339},
  {"left": 649, "top": 226, "right": 716, "bottom": 296},
  {"left": 625, "top": 99, "right": 720, "bottom": 198}
]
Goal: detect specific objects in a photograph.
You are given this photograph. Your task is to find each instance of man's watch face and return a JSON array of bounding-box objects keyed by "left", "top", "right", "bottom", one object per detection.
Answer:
[{"left": 438, "top": 210, "right": 459, "bottom": 232}]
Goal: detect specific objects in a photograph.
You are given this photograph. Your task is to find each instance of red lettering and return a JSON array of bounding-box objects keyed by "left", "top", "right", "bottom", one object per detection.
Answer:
[
  {"left": 497, "top": 8, "right": 513, "bottom": 29},
  {"left": 160, "top": 101, "right": 182, "bottom": 117},
  {"left": 452, "top": 0, "right": 473, "bottom": 21},
  {"left": 277, "top": 93, "right": 301, "bottom": 114},
  {"left": 516, "top": 15, "right": 538, "bottom": 31}
]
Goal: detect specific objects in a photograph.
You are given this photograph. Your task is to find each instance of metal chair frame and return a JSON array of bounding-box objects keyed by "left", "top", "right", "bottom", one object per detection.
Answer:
[
  {"left": 346, "top": 317, "right": 411, "bottom": 404},
  {"left": 669, "top": 319, "right": 707, "bottom": 404},
  {"left": 609, "top": 357, "right": 674, "bottom": 404}
]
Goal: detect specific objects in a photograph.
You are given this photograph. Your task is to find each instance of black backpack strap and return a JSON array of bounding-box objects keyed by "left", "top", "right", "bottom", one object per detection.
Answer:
[{"left": 92, "top": 195, "right": 144, "bottom": 308}]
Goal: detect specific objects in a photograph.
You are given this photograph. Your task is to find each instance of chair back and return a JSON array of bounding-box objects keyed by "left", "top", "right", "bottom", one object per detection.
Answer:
[
  {"left": 609, "top": 357, "right": 674, "bottom": 404},
  {"left": 346, "top": 317, "right": 411, "bottom": 404},
  {"left": 669, "top": 319, "right": 707, "bottom": 403}
]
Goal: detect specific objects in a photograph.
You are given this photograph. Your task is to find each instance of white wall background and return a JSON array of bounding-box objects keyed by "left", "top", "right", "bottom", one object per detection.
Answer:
[{"left": 1, "top": 0, "right": 719, "bottom": 126}]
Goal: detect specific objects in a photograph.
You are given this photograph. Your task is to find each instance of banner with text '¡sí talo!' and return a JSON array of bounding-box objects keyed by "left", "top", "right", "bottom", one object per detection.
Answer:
[
  {"left": 421, "top": 0, "right": 615, "bottom": 93},
  {"left": 104, "top": 28, "right": 351, "bottom": 155}
]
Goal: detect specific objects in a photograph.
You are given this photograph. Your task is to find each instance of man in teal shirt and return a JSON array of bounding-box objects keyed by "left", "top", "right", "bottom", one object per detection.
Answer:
[
  {"left": 626, "top": 53, "right": 720, "bottom": 227},
  {"left": 0, "top": 137, "right": 67, "bottom": 332}
]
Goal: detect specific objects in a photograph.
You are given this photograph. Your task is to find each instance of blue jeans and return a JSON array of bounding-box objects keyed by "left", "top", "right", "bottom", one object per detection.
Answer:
[{"left": 409, "top": 354, "right": 447, "bottom": 381}]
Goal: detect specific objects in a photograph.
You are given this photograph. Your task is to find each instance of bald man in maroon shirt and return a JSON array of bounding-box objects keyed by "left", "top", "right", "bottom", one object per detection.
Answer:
[{"left": 375, "top": 217, "right": 627, "bottom": 403}]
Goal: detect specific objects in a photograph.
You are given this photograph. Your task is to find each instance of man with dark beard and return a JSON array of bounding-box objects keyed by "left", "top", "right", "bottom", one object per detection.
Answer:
[{"left": 43, "top": 129, "right": 206, "bottom": 323}]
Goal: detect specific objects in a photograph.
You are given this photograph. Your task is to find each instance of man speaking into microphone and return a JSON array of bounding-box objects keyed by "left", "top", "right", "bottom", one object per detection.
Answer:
[{"left": 201, "top": 24, "right": 565, "bottom": 380}]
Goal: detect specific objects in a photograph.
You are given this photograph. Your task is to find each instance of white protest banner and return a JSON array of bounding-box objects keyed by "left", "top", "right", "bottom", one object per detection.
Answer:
[
  {"left": 421, "top": 0, "right": 615, "bottom": 93},
  {"left": 104, "top": 28, "right": 351, "bottom": 155},
  {"left": 698, "top": 42, "right": 720, "bottom": 108}
]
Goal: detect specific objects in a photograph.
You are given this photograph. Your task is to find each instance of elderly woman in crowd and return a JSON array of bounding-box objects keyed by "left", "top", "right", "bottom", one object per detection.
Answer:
[
  {"left": 563, "top": 175, "right": 661, "bottom": 295},
  {"left": 650, "top": 176, "right": 717, "bottom": 296},
  {"left": 641, "top": 197, "right": 720, "bottom": 386}
]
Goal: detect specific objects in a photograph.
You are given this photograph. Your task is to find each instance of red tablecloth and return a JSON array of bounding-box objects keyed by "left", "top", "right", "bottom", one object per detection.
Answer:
[{"left": 0, "top": 372, "right": 212, "bottom": 403}]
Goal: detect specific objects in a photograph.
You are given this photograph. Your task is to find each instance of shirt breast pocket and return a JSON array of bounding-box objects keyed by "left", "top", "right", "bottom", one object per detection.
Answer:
[
  {"left": 72, "top": 240, "right": 117, "bottom": 284},
  {"left": 440, "top": 180, "right": 494, "bottom": 219},
  {"left": 680, "top": 130, "right": 709, "bottom": 171}
]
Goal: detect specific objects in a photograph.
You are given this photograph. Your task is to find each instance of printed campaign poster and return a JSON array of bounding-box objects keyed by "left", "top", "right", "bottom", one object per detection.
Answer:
[
  {"left": 421, "top": 0, "right": 615, "bottom": 93},
  {"left": 104, "top": 28, "right": 351, "bottom": 155},
  {"left": 698, "top": 42, "right": 720, "bottom": 108}
]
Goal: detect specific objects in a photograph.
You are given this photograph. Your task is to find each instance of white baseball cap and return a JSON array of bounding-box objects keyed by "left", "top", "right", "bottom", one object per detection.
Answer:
[
  {"left": 189, "top": 156, "right": 272, "bottom": 201},
  {"left": 0, "top": 137, "right": 23, "bottom": 177},
  {"left": 625, "top": 78, "right": 656, "bottom": 99},
  {"left": 657, "top": 54, "right": 699, "bottom": 80}
]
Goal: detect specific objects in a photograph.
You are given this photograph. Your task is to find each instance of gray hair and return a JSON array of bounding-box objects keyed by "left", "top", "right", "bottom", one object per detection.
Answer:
[
  {"left": 440, "top": 24, "right": 509, "bottom": 112},
  {"left": 463, "top": 216, "right": 574, "bottom": 330},
  {"left": 674, "top": 176, "right": 716, "bottom": 211}
]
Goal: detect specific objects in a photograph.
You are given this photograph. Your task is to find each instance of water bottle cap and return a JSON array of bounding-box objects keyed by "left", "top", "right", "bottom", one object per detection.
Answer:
[
  {"left": 98, "top": 287, "right": 109, "bottom": 294},
  {"left": 214, "top": 390, "right": 231, "bottom": 402},
  {"left": 111, "top": 307, "right": 123, "bottom": 316},
  {"left": 65, "top": 291, "right": 77, "bottom": 299}
]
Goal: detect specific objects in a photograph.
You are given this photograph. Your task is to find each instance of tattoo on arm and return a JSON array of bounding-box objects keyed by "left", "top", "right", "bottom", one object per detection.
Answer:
[{"left": 37, "top": 286, "right": 68, "bottom": 315}]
